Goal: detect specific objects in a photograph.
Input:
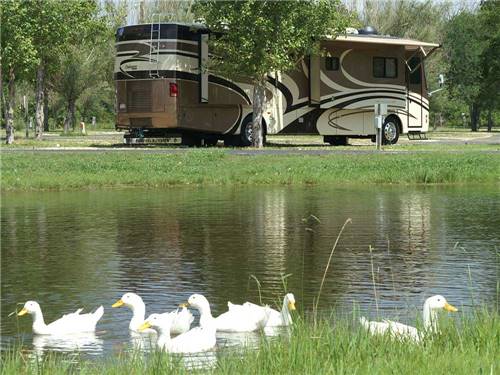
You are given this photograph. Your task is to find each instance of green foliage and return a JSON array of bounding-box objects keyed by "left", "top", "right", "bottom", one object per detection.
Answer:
[
  {"left": 360, "top": 0, "right": 452, "bottom": 42},
  {"left": 194, "top": 0, "right": 352, "bottom": 83},
  {"left": 443, "top": 10, "right": 483, "bottom": 106},
  {"left": 477, "top": 0, "right": 500, "bottom": 111},
  {"left": 443, "top": 0, "right": 500, "bottom": 129},
  {"left": 26, "top": 0, "right": 103, "bottom": 70},
  {"left": 0, "top": 0, "right": 38, "bottom": 79},
  {"left": 136, "top": 0, "right": 196, "bottom": 23}
]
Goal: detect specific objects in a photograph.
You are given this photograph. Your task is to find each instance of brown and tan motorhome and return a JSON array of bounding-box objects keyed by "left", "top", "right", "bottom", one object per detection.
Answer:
[{"left": 115, "top": 23, "right": 439, "bottom": 146}]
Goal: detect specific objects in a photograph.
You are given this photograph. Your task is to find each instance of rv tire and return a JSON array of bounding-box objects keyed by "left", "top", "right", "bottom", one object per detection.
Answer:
[
  {"left": 240, "top": 117, "right": 265, "bottom": 147},
  {"left": 382, "top": 117, "right": 400, "bottom": 145}
]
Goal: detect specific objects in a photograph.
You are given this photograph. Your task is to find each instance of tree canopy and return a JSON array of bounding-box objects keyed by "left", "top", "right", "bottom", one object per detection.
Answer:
[
  {"left": 194, "top": 0, "right": 352, "bottom": 146},
  {"left": 443, "top": 0, "right": 499, "bottom": 130}
]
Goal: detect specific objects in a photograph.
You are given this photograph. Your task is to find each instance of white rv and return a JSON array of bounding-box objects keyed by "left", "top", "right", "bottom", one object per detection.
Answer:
[{"left": 115, "top": 23, "right": 440, "bottom": 146}]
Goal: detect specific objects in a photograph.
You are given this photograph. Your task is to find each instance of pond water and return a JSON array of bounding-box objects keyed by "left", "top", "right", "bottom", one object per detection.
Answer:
[{"left": 1, "top": 185, "right": 499, "bottom": 361}]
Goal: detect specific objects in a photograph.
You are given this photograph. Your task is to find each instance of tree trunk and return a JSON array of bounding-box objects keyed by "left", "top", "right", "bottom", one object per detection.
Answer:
[
  {"left": 5, "top": 67, "right": 15, "bottom": 144},
  {"left": 35, "top": 63, "right": 45, "bottom": 139},
  {"left": 469, "top": 103, "right": 480, "bottom": 132},
  {"left": 0, "top": 59, "right": 5, "bottom": 128},
  {"left": 487, "top": 110, "right": 492, "bottom": 132},
  {"left": 63, "top": 98, "right": 76, "bottom": 133},
  {"left": 43, "top": 86, "right": 49, "bottom": 131},
  {"left": 251, "top": 80, "right": 265, "bottom": 148}
]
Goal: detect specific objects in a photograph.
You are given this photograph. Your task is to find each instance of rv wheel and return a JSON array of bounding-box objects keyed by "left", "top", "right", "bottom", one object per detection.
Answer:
[
  {"left": 240, "top": 118, "right": 253, "bottom": 146},
  {"left": 240, "top": 118, "right": 265, "bottom": 147},
  {"left": 382, "top": 117, "right": 400, "bottom": 145}
]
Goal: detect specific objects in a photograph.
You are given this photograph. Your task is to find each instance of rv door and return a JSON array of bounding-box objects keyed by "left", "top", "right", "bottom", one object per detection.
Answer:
[{"left": 406, "top": 54, "right": 424, "bottom": 129}]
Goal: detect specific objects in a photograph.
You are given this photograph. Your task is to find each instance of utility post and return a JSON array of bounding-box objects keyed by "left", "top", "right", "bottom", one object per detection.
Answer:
[{"left": 374, "top": 103, "right": 387, "bottom": 151}]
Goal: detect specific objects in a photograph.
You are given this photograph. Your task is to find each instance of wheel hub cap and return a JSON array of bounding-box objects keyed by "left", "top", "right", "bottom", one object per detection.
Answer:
[{"left": 384, "top": 122, "right": 397, "bottom": 142}]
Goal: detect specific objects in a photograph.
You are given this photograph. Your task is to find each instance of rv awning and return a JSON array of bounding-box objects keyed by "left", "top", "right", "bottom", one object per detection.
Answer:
[
  {"left": 329, "top": 34, "right": 441, "bottom": 73},
  {"left": 332, "top": 34, "right": 440, "bottom": 50}
]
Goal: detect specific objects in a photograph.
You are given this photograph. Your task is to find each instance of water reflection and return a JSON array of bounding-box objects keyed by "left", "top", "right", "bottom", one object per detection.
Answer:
[
  {"left": 32, "top": 332, "right": 103, "bottom": 357},
  {"left": 1, "top": 185, "right": 499, "bottom": 360}
]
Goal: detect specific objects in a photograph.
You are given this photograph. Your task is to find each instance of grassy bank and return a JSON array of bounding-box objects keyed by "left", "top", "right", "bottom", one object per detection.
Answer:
[
  {"left": 1, "top": 150, "right": 499, "bottom": 191},
  {"left": 2, "top": 310, "right": 498, "bottom": 374}
]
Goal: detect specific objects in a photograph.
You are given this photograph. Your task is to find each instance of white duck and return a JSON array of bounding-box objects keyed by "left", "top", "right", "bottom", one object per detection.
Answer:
[
  {"left": 360, "top": 295, "right": 458, "bottom": 342},
  {"left": 229, "top": 293, "right": 296, "bottom": 327},
  {"left": 188, "top": 294, "right": 270, "bottom": 333},
  {"left": 139, "top": 295, "right": 216, "bottom": 353},
  {"left": 112, "top": 292, "right": 194, "bottom": 335},
  {"left": 17, "top": 300, "right": 103, "bottom": 335}
]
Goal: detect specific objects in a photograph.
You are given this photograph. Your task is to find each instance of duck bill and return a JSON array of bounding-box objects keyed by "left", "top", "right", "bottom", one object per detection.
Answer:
[
  {"left": 17, "top": 308, "right": 28, "bottom": 316},
  {"left": 179, "top": 302, "right": 188, "bottom": 308},
  {"left": 444, "top": 302, "right": 458, "bottom": 312},
  {"left": 288, "top": 301, "right": 296, "bottom": 311},
  {"left": 112, "top": 299, "right": 124, "bottom": 308},
  {"left": 138, "top": 321, "right": 152, "bottom": 332}
]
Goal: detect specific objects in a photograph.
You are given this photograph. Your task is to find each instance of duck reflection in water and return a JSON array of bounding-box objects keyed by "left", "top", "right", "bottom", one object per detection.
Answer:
[{"left": 32, "top": 332, "right": 104, "bottom": 357}]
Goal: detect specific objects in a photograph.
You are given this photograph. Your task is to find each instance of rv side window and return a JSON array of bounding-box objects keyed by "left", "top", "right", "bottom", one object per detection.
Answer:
[
  {"left": 325, "top": 57, "right": 339, "bottom": 71},
  {"left": 373, "top": 57, "right": 398, "bottom": 78},
  {"left": 385, "top": 58, "right": 397, "bottom": 78}
]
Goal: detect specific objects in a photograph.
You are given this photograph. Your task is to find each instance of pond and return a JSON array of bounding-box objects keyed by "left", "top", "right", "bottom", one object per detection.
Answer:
[{"left": 1, "top": 185, "right": 498, "bottom": 360}]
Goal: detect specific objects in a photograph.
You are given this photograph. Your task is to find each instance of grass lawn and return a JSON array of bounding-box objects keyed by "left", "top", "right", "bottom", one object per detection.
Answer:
[{"left": 1, "top": 150, "right": 499, "bottom": 191}]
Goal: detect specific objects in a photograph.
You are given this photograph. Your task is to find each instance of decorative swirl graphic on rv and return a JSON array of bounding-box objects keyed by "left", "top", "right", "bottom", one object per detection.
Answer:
[
  {"left": 116, "top": 42, "right": 157, "bottom": 78},
  {"left": 327, "top": 109, "right": 352, "bottom": 131},
  {"left": 340, "top": 49, "right": 404, "bottom": 89}
]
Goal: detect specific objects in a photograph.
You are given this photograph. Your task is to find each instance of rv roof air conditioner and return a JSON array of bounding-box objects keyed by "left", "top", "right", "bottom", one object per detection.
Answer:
[
  {"left": 358, "top": 26, "right": 378, "bottom": 35},
  {"left": 345, "top": 27, "right": 359, "bottom": 35}
]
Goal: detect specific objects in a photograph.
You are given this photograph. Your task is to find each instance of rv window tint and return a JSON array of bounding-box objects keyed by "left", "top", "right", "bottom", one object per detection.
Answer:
[
  {"left": 373, "top": 57, "right": 398, "bottom": 78},
  {"left": 409, "top": 56, "right": 421, "bottom": 84},
  {"left": 373, "top": 57, "right": 385, "bottom": 78},
  {"left": 325, "top": 57, "right": 339, "bottom": 71},
  {"left": 385, "top": 58, "right": 397, "bottom": 78}
]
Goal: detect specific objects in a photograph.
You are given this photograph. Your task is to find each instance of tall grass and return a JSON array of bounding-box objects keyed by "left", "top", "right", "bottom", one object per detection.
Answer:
[
  {"left": 1, "top": 310, "right": 498, "bottom": 375},
  {"left": 1, "top": 151, "right": 499, "bottom": 191}
]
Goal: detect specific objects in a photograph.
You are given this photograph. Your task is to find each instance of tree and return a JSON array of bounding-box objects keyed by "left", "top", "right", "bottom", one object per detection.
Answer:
[
  {"left": 134, "top": 0, "right": 195, "bottom": 24},
  {"left": 26, "top": 0, "right": 101, "bottom": 139},
  {"left": 0, "top": 1, "right": 37, "bottom": 144},
  {"left": 443, "top": 9, "right": 485, "bottom": 131},
  {"left": 478, "top": 0, "right": 500, "bottom": 131},
  {"left": 194, "top": 0, "right": 352, "bottom": 147}
]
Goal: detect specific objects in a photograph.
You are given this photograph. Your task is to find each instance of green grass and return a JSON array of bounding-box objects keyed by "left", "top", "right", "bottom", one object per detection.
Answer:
[
  {"left": 1, "top": 150, "right": 499, "bottom": 191},
  {"left": 1, "top": 310, "right": 498, "bottom": 374}
]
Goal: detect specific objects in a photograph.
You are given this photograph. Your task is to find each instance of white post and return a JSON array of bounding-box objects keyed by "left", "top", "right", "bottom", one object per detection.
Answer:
[
  {"left": 374, "top": 103, "right": 387, "bottom": 151},
  {"left": 375, "top": 115, "right": 382, "bottom": 150}
]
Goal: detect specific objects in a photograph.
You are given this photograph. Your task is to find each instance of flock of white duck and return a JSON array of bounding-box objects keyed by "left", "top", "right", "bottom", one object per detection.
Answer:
[{"left": 17, "top": 293, "right": 457, "bottom": 353}]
